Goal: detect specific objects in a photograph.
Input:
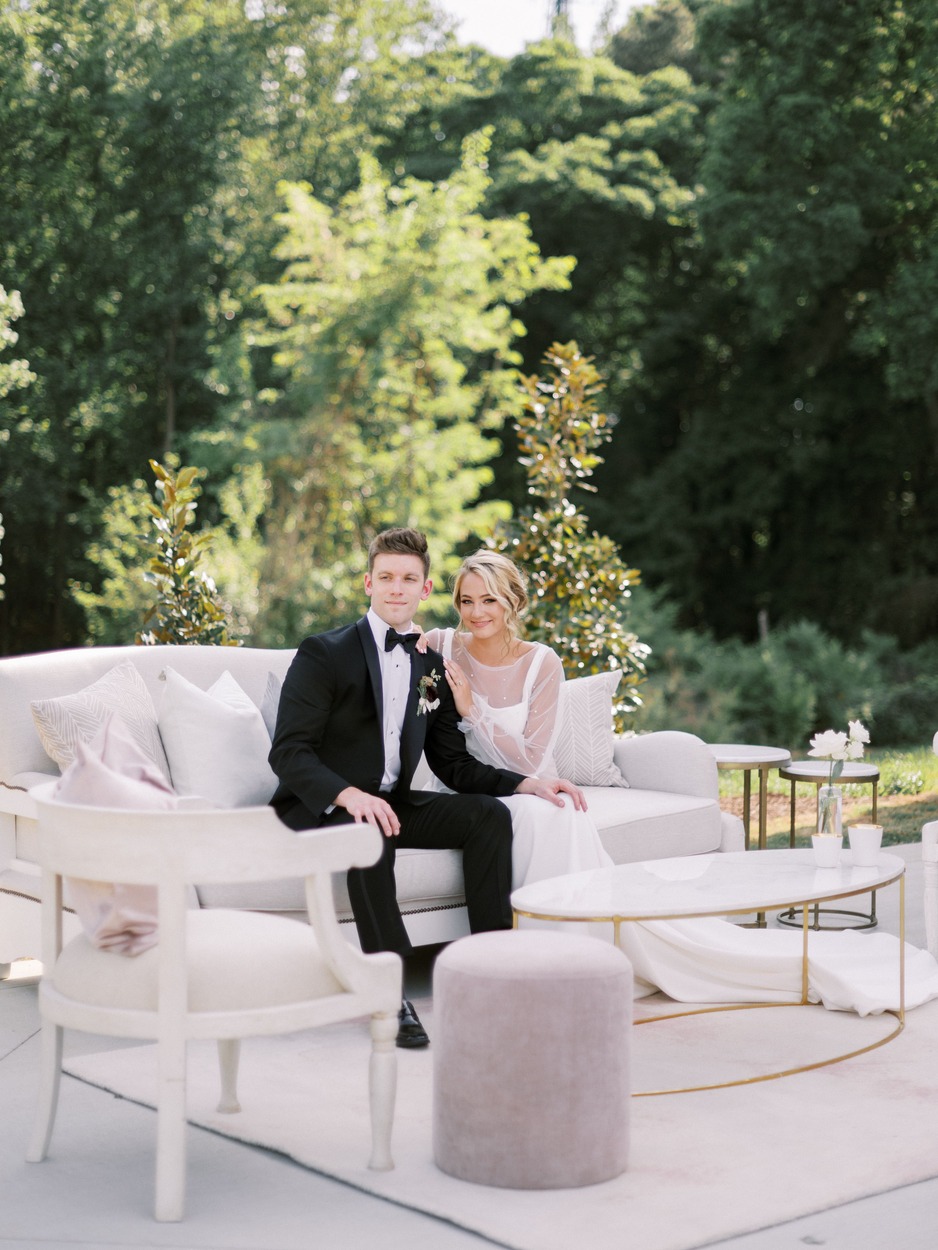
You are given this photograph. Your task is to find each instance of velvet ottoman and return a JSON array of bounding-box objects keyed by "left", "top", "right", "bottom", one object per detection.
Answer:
[{"left": 432, "top": 929, "right": 633, "bottom": 1188}]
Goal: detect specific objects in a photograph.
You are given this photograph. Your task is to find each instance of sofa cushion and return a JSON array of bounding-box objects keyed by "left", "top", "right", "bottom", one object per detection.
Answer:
[
  {"left": 585, "top": 787, "right": 721, "bottom": 864},
  {"left": 196, "top": 845, "right": 467, "bottom": 921},
  {"left": 157, "top": 667, "right": 278, "bottom": 808},
  {"left": 553, "top": 671, "right": 628, "bottom": 789},
  {"left": 54, "top": 714, "right": 177, "bottom": 956},
  {"left": 31, "top": 660, "right": 170, "bottom": 779}
]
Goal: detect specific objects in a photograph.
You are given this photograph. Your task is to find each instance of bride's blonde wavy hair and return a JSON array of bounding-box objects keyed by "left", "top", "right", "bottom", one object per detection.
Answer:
[{"left": 452, "top": 550, "right": 529, "bottom": 642}]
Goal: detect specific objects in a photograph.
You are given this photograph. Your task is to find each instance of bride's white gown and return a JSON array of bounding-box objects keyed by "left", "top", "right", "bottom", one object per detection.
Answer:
[
  {"left": 422, "top": 630, "right": 613, "bottom": 888},
  {"left": 423, "top": 630, "right": 938, "bottom": 1016}
]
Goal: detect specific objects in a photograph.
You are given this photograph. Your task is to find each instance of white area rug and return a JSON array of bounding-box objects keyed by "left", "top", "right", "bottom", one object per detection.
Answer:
[{"left": 64, "top": 993, "right": 938, "bottom": 1250}]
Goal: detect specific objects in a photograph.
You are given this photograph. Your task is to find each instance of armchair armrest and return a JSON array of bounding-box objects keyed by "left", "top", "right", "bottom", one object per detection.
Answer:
[
  {"left": 923, "top": 821, "right": 938, "bottom": 959},
  {"left": 612, "top": 731, "right": 719, "bottom": 800}
]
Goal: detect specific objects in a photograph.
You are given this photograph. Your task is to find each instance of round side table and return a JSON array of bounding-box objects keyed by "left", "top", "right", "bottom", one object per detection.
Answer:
[
  {"left": 708, "top": 744, "right": 792, "bottom": 851},
  {"left": 776, "top": 759, "right": 881, "bottom": 931}
]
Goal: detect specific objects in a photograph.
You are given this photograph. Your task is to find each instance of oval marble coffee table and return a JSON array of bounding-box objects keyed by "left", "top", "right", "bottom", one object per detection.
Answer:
[{"left": 511, "top": 849, "right": 906, "bottom": 1095}]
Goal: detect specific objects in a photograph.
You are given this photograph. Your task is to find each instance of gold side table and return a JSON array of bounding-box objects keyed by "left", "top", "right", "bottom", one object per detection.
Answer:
[
  {"left": 777, "top": 759, "right": 882, "bottom": 930},
  {"left": 708, "top": 744, "right": 792, "bottom": 851}
]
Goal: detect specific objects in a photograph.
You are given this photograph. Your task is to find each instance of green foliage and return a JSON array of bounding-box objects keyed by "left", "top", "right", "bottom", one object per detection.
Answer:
[
  {"left": 4, "top": 0, "right": 938, "bottom": 670},
  {"left": 606, "top": 1, "right": 702, "bottom": 80},
  {"left": 494, "top": 342, "right": 648, "bottom": 720},
  {"left": 880, "top": 765, "right": 925, "bottom": 797},
  {"left": 73, "top": 454, "right": 268, "bottom": 644},
  {"left": 0, "top": 287, "right": 34, "bottom": 399},
  {"left": 625, "top": 0, "right": 938, "bottom": 642},
  {"left": 137, "top": 460, "right": 239, "bottom": 646},
  {"left": 70, "top": 479, "right": 154, "bottom": 644},
  {"left": 0, "top": 0, "right": 450, "bottom": 654},
  {"left": 870, "top": 674, "right": 938, "bottom": 748},
  {"left": 631, "top": 588, "right": 938, "bottom": 749},
  {"left": 250, "top": 132, "right": 573, "bottom": 643},
  {"left": 0, "top": 286, "right": 35, "bottom": 606}
]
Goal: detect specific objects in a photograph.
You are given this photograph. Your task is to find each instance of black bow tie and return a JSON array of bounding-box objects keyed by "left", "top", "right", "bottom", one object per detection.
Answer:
[{"left": 385, "top": 628, "right": 420, "bottom": 654}]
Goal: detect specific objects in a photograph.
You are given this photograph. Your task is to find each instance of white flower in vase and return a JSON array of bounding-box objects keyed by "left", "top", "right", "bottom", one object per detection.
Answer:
[{"left": 808, "top": 720, "right": 869, "bottom": 836}]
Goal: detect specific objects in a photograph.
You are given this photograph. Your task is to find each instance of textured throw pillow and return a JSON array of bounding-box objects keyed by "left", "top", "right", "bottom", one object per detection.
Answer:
[
  {"left": 54, "top": 714, "right": 177, "bottom": 957},
  {"left": 157, "top": 667, "right": 279, "bottom": 807},
  {"left": 551, "top": 670, "right": 628, "bottom": 788},
  {"left": 31, "top": 660, "right": 171, "bottom": 780}
]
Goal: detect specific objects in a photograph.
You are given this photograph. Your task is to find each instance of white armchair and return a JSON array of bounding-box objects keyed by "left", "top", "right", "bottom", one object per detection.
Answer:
[{"left": 26, "top": 785, "right": 401, "bottom": 1221}]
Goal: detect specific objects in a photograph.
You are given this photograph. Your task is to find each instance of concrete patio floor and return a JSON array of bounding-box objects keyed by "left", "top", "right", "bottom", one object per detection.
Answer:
[{"left": 2, "top": 843, "right": 937, "bottom": 1250}]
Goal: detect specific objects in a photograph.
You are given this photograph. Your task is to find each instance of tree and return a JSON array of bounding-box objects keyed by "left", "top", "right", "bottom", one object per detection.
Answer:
[
  {"left": 0, "top": 286, "right": 35, "bottom": 606},
  {"left": 609, "top": 0, "right": 938, "bottom": 644},
  {"left": 0, "top": 0, "right": 453, "bottom": 654},
  {"left": 0, "top": 0, "right": 258, "bottom": 651},
  {"left": 250, "top": 131, "right": 574, "bottom": 643},
  {"left": 137, "top": 460, "right": 239, "bottom": 646},
  {"left": 374, "top": 36, "right": 705, "bottom": 523},
  {"left": 493, "top": 342, "right": 648, "bottom": 721},
  {"left": 607, "top": 0, "right": 703, "bottom": 80}
]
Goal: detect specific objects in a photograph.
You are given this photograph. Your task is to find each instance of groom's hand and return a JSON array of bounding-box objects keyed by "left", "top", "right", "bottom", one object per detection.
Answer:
[
  {"left": 334, "top": 787, "right": 400, "bottom": 837},
  {"left": 516, "top": 776, "right": 588, "bottom": 811}
]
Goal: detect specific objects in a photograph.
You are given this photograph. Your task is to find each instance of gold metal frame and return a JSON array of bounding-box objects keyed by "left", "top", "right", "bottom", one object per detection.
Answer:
[{"left": 512, "top": 868, "right": 905, "bottom": 1096}]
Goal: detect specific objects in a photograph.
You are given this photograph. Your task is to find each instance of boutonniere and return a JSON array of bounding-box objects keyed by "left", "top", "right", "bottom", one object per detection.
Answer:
[{"left": 417, "top": 669, "right": 441, "bottom": 716}]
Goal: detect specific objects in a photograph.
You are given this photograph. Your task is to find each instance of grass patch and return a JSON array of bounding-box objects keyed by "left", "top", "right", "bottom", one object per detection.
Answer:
[{"left": 718, "top": 746, "right": 938, "bottom": 848}]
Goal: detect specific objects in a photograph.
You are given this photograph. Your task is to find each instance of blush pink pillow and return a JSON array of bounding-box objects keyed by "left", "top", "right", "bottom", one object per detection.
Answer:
[{"left": 54, "top": 714, "right": 177, "bottom": 956}]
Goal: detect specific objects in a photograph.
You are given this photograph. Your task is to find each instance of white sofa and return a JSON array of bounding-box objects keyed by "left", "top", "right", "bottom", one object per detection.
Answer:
[{"left": 0, "top": 644, "right": 744, "bottom": 975}]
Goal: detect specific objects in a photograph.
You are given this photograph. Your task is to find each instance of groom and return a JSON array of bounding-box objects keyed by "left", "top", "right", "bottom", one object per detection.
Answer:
[{"left": 269, "top": 526, "right": 583, "bottom": 1047}]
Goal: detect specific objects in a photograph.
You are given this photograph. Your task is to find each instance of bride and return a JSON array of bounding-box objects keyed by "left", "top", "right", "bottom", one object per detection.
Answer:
[
  {"left": 422, "top": 550, "right": 938, "bottom": 1017},
  {"left": 421, "top": 549, "right": 612, "bottom": 890}
]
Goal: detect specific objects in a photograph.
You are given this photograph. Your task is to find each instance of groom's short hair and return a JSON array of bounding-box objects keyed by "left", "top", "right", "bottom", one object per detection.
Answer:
[{"left": 368, "top": 527, "right": 431, "bottom": 578}]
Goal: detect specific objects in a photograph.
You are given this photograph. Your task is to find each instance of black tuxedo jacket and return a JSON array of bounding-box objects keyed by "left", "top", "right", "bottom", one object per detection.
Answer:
[{"left": 269, "top": 616, "right": 523, "bottom": 826}]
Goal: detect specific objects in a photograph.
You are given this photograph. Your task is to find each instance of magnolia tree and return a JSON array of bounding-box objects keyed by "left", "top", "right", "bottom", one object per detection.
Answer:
[
  {"left": 137, "top": 460, "right": 240, "bottom": 646},
  {"left": 493, "top": 341, "right": 649, "bottom": 722}
]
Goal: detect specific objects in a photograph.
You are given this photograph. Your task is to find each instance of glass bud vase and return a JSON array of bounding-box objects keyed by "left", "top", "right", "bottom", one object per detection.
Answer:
[{"left": 817, "top": 784, "right": 843, "bottom": 837}]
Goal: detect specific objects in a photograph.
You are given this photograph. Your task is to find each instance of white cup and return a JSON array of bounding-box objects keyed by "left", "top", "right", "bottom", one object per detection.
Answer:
[{"left": 848, "top": 823, "right": 883, "bottom": 867}]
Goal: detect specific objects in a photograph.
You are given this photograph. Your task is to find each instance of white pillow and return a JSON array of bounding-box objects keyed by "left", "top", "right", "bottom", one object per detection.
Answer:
[
  {"left": 157, "top": 667, "right": 278, "bottom": 807},
  {"left": 552, "top": 670, "right": 628, "bottom": 788},
  {"left": 31, "top": 660, "right": 171, "bottom": 780}
]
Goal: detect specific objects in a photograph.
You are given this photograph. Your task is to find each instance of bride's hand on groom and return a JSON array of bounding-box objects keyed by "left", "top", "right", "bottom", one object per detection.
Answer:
[
  {"left": 516, "top": 775, "right": 588, "bottom": 811},
  {"left": 443, "top": 658, "right": 475, "bottom": 718}
]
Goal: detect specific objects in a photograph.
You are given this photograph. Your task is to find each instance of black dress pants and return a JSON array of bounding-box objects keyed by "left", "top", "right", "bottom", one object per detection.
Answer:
[{"left": 276, "top": 790, "right": 514, "bottom": 956}]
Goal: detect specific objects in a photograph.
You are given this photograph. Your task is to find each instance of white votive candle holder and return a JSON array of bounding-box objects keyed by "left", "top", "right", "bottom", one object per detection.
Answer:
[{"left": 848, "top": 823, "right": 883, "bottom": 866}]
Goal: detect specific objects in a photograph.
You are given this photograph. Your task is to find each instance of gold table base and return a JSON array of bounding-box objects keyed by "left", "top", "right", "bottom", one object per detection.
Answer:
[{"left": 513, "top": 873, "right": 905, "bottom": 1096}]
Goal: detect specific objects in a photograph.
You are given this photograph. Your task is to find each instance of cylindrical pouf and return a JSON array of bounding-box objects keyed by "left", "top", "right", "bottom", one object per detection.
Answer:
[{"left": 432, "top": 929, "right": 632, "bottom": 1189}]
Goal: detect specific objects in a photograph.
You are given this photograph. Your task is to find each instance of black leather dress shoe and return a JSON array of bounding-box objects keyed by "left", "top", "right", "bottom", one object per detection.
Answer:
[{"left": 396, "top": 999, "right": 430, "bottom": 1048}]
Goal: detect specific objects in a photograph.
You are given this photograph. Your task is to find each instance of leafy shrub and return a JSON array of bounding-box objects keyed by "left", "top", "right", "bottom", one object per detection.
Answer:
[
  {"left": 628, "top": 592, "right": 935, "bottom": 749},
  {"left": 881, "top": 769, "right": 925, "bottom": 796},
  {"left": 869, "top": 675, "right": 938, "bottom": 746}
]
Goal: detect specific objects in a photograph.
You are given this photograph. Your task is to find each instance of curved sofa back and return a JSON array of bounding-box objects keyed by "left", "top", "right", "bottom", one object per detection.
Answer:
[{"left": 0, "top": 644, "right": 295, "bottom": 781}]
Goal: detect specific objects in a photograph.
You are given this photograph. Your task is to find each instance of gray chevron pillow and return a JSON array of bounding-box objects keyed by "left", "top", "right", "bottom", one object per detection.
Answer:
[{"left": 31, "top": 661, "right": 170, "bottom": 780}]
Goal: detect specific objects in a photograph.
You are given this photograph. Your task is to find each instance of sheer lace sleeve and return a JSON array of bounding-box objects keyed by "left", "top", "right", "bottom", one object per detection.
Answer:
[
  {"left": 423, "top": 628, "right": 445, "bottom": 653},
  {"left": 459, "top": 644, "right": 564, "bottom": 777}
]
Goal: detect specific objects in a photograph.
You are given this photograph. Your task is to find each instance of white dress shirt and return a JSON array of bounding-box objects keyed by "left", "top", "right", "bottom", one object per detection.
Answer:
[{"left": 366, "top": 609, "right": 412, "bottom": 791}]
